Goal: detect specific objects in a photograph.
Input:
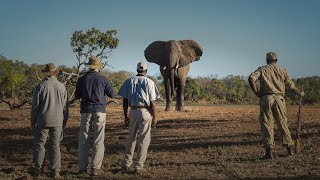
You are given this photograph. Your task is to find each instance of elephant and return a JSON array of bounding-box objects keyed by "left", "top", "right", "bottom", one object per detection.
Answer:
[{"left": 144, "top": 40, "right": 203, "bottom": 111}]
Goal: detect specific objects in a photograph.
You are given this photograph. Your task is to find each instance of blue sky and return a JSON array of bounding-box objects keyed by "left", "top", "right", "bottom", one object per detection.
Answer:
[{"left": 0, "top": 0, "right": 319, "bottom": 78}]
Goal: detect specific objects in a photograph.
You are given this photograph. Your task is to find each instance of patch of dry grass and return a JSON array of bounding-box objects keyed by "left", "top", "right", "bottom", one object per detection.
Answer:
[{"left": 0, "top": 105, "right": 319, "bottom": 179}]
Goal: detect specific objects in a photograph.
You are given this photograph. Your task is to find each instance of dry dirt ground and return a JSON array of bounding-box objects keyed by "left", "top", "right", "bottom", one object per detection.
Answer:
[{"left": 0, "top": 104, "right": 319, "bottom": 179}]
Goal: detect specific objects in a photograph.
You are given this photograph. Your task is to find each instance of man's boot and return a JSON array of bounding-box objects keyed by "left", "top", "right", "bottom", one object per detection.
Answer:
[
  {"left": 30, "top": 166, "right": 41, "bottom": 177},
  {"left": 51, "top": 169, "right": 61, "bottom": 179},
  {"left": 91, "top": 168, "right": 103, "bottom": 176},
  {"left": 260, "top": 148, "right": 273, "bottom": 160},
  {"left": 287, "top": 145, "right": 295, "bottom": 156}
]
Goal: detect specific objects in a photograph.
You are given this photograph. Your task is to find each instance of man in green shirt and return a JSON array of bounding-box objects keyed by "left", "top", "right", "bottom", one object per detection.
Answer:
[{"left": 248, "top": 52, "right": 304, "bottom": 160}]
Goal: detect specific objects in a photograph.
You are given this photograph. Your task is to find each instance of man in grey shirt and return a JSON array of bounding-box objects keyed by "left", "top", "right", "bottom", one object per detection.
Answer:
[{"left": 30, "top": 63, "right": 68, "bottom": 178}]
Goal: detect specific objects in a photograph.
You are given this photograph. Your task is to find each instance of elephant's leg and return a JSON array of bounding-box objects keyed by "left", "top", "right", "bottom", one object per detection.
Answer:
[
  {"left": 176, "top": 81, "right": 186, "bottom": 111},
  {"left": 176, "top": 65, "right": 189, "bottom": 111},
  {"left": 164, "top": 77, "right": 173, "bottom": 111},
  {"left": 175, "top": 81, "right": 180, "bottom": 111}
]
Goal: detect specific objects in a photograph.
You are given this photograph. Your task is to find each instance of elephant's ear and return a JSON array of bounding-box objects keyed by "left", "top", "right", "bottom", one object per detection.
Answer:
[
  {"left": 178, "top": 40, "right": 203, "bottom": 67},
  {"left": 144, "top": 41, "right": 167, "bottom": 67}
]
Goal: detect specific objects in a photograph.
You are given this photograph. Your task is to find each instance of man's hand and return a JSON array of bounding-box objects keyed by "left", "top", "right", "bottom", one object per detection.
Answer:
[
  {"left": 30, "top": 120, "right": 36, "bottom": 130},
  {"left": 255, "top": 90, "right": 261, "bottom": 98},
  {"left": 123, "top": 98, "right": 129, "bottom": 127},
  {"left": 300, "top": 91, "right": 305, "bottom": 97},
  {"left": 151, "top": 118, "right": 157, "bottom": 128},
  {"left": 124, "top": 116, "right": 130, "bottom": 127},
  {"left": 63, "top": 120, "right": 67, "bottom": 129},
  {"left": 150, "top": 101, "right": 157, "bottom": 128}
]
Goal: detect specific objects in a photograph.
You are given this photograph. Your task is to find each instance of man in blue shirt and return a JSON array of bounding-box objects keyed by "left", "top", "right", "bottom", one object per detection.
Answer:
[
  {"left": 31, "top": 63, "right": 68, "bottom": 178},
  {"left": 75, "top": 56, "right": 115, "bottom": 176},
  {"left": 118, "top": 61, "right": 160, "bottom": 174}
]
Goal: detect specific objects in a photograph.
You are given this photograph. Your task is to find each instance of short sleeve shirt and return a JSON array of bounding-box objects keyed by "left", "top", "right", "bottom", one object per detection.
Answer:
[
  {"left": 249, "top": 63, "right": 296, "bottom": 95},
  {"left": 118, "top": 75, "right": 160, "bottom": 107}
]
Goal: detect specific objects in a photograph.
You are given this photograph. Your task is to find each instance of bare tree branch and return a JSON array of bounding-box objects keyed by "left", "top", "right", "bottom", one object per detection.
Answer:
[
  {"left": 35, "top": 69, "right": 43, "bottom": 81},
  {"left": 12, "top": 100, "right": 30, "bottom": 109},
  {"left": 59, "top": 70, "right": 80, "bottom": 85},
  {"left": 96, "top": 46, "right": 107, "bottom": 57}
]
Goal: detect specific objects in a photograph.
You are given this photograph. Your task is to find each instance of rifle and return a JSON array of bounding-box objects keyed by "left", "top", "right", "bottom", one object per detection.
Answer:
[{"left": 295, "top": 86, "right": 303, "bottom": 154}]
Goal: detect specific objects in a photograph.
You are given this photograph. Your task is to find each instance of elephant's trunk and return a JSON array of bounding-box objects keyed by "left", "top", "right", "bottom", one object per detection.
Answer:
[
  {"left": 169, "top": 68, "right": 175, "bottom": 98},
  {"left": 167, "top": 41, "right": 180, "bottom": 99}
]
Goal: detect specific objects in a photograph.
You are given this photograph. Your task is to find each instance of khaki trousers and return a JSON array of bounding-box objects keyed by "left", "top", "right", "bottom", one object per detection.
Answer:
[
  {"left": 259, "top": 94, "right": 293, "bottom": 149},
  {"left": 123, "top": 108, "right": 152, "bottom": 170},
  {"left": 78, "top": 112, "right": 106, "bottom": 170}
]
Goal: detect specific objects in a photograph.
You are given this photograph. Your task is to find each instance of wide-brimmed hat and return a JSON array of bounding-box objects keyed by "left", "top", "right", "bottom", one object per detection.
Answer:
[
  {"left": 85, "top": 56, "right": 101, "bottom": 69},
  {"left": 137, "top": 61, "right": 147, "bottom": 71},
  {"left": 42, "top": 63, "right": 57, "bottom": 73},
  {"left": 266, "top": 52, "right": 277, "bottom": 61}
]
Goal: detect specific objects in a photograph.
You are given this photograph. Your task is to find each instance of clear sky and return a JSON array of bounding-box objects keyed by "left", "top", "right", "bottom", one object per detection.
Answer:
[{"left": 0, "top": 0, "right": 319, "bottom": 78}]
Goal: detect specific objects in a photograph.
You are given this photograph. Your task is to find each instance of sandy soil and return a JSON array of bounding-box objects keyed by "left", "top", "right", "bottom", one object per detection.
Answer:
[{"left": 0, "top": 104, "right": 319, "bottom": 179}]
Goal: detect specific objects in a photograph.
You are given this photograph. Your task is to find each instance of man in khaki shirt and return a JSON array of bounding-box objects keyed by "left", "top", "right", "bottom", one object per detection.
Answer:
[{"left": 248, "top": 52, "right": 304, "bottom": 160}]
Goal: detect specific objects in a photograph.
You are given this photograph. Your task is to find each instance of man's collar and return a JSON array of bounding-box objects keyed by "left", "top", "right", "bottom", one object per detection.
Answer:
[
  {"left": 87, "top": 70, "right": 98, "bottom": 74},
  {"left": 45, "top": 76, "right": 57, "bottom": 80},
  {"left": 136, "top": 73, "right": 146, "bottom": 76}
]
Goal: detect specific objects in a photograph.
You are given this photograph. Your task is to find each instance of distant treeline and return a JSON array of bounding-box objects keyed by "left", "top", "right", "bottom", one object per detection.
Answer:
[{"left": 1, "top": 55, "right": 319, "bottom": 109}]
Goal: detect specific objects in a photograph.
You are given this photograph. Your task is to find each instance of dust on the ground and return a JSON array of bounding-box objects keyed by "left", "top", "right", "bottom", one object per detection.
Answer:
[{"left": 0, "top": 105, "right": 319, "bottom": 179}]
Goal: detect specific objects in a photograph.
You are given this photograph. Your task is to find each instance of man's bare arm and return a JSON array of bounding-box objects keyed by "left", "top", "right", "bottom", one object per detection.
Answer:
[
  {"left": 123, "top": 98, "right": 129, "bottom": 126},
  {"left": 248, "top": 77, "right": 260, "bottom": 97},
  {"left": 291, "top": 86, "right": 305, "bottom": 97},
  {"left": 150, "top": 101, "right": 157, "bottom": 128}
]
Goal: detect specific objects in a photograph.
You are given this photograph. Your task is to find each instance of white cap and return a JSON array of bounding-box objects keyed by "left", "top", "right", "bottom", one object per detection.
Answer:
[{"left": 137, "top": 61, "right": 147, "bottom": 71}]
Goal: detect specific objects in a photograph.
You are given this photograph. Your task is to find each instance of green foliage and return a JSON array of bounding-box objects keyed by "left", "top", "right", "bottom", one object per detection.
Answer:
[
  {"left": 67, "top": 27, "right": 119, "bottom": 103},
  {"left": 286, "top": 76, "right": 320, "bottom": 104},
  {"left": 222, "top": 75, "right": 248, "bottom": 102},
  {"left": 7, "top": 74, "right": 25, "bottom": 92},
  {"left": 208, "top": 78, "right": 227, "bottom": 100},
  {"left": 185, "top": 77, "right": 202, "bottom": 101},
  {"left": 0, "top": 57, "right": 28, "bottom": 96},
  {"left": 101, "top": 70, "right": 135, "bottom": 94},
  {"left": 0, "top": 56, "right": 39, "bottom": 109},
  {"left": 191, "top": 75, "right": 257, "bottom": 104},
  {"left": 70, "top": 27, "right": 119, "bottom": 71},
  {"left": 1, "top": 53, "right": 320, "bottom": 108}
]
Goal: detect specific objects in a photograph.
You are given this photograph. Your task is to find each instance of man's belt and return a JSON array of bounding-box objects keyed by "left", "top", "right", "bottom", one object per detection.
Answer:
[
  {"left": 131, "top": 106, "right": 149, "bottom": 109},
  {"left": 261, "top": 93, "right": 284, "bottom": 97}
]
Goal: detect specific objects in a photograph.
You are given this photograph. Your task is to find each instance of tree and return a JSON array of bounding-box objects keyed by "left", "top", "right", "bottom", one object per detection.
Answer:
[
  {"left": 70, "top": 27, "right": 119, "bottom": 73},
  {"left": 0, "top": 56, "right": 36, "bottom": 109},
  {"left": 286, "top": 76, "right": 320, "bottom": 104},
  {"left": 101, "top": 70, "right": 134, "bottom": 94},
  {"left": 65, "top": 27, "right": 119, "bottom": 103},
  {"left": 185, "top": 77, "right": 202, "bottom": 101},
  {"left": 208, "top": 78, "right": 227, "bottom": 100},
  {"left": 222, "top": 75, "right": 247, "bottom": 103}
]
